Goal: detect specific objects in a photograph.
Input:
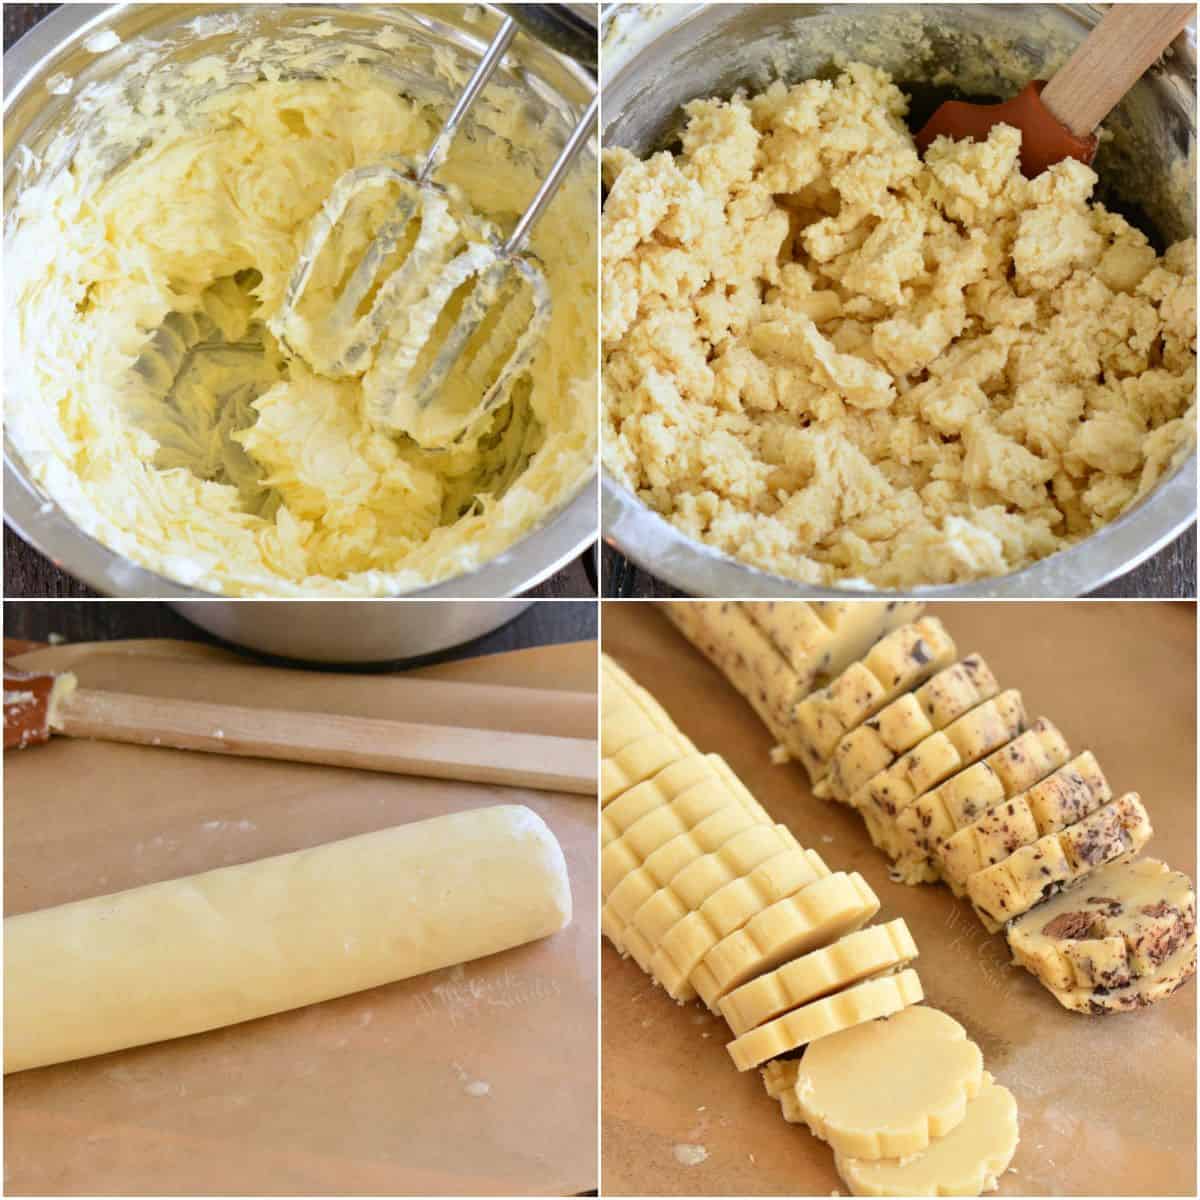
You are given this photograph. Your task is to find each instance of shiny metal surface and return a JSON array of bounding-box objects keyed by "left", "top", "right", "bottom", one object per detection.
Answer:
[
  {"left": 601, "top": 2, "right": 1197, "bottom": 597},
  {"left": 3, "top": 3, "right": 598, "bottom": 599},
  {"left": 169, "top": 599, "right": 533, "bottom": 662}
]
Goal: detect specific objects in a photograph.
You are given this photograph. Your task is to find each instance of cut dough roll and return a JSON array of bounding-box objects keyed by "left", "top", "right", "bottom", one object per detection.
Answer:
[{"left": 4, "top": 805, "right": 571, "bottom": 1074}]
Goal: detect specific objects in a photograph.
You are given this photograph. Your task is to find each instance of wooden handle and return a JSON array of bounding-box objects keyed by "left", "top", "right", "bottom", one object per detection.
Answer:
[
  {"left": 1041, "top": 4, "right": 1194, "bottom": 137},
  {"left": 57, "top": 689, "right": 598, "bottom": 796}
]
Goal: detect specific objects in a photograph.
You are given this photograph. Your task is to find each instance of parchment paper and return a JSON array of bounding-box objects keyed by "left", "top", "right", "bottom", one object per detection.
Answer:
[
  {"left": 601, "top": 602, "right": 1196, "bottom": 1197},
  {"left": 4, "top": 638, "right": 598, "bottom": 1197}
]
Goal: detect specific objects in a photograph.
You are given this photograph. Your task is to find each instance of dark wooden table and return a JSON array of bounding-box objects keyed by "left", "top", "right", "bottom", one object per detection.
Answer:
[
  {"left": 3, "top": 599, "right": 596, "bottom": 669},
  {"left": 2, "top": 3, "right": 595, "bottom": 600},
  {"left": 603, "top": 520, "right": 1197, "bottom": 599}
]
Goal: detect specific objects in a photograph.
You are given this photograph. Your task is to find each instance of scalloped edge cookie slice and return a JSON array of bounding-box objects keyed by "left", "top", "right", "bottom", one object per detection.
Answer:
[
  {"left": 834, "top": 1074, "right": 1018, "bottom": 1197},
  {"left": 794, "top": 1005, "right": 984, "bottom": 1161},
  {"left": 895, "top": 718, "right": 1072, "bottom": 877},
  {"left": 602, "top": 774, "right": 769, "bottom": 898},
  {"left": 824, "top": 655, "right": 999, "bottom": 804},
  {"left": 601, "top": 753, "right": 720, "bottom": 846},
  {"left": 604, "top": 806, "right": 774, "bottom": 953},
  {"left": 939, "top": 751, "right": 1111, "bottom": 897},
  {"left": 648, "top": 855, "right": 838, "bottom": 1003},
  {"left": 727, "top": 968, "right": 924, "bottom": 1071},
  {"left": 967, "top": 793, "right": 1153, "bottom": 932},
  {"left": 602, "top": 731, "right": 696, "bottom": 805},
  {"left": 602, "top": 655, "right": 678, "bottom": 731},
  {"left": 1039, "top": 926, "right": 1197, "bottom": 1013},
  {"left": 627, "top": 844, "right": 830, "bottom": 976},
  {"left": 1007, "top": 857, "right": 1196, "bottom": 992},
  {"left": 792, "top": 618, "right": 958, "bottom": 785},
  {"left": 691, "top": 871, "right": 880, "bottom": 1010},
  {"left": 720, "top": 918, "right": 919, "bottom": 1037}
]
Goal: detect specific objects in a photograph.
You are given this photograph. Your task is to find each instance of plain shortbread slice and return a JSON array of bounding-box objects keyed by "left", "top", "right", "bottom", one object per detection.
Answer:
[
  {"left": 794, "top": 1005, "right": 984, "bottom": 1161},
  {"left": 727, "top": 968, "right": 924, "bottom": 1071},
  {"left": 834, "top": 1074, "right": 1019, "bottom": 1197},
  {"left": 691, "top": 871, "right": 880, "bottom": 1010},
  {"left": 720, "top": 918, "right": 919, "bottom": 1037}
]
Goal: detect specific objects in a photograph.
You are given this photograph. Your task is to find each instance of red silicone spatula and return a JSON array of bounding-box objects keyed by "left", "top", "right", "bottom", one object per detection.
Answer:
[{"left": 915, "top": 4, "right": 1195, "bottom": 176}]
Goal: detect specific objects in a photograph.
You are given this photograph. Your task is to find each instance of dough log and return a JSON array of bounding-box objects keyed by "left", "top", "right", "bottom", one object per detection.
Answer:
[{"left": 4, "top": 804, "right": 571, "bottom": 1074}]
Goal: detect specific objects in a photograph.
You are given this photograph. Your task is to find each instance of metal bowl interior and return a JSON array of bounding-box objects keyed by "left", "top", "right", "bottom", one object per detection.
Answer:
[
  {"left": 601, "top": 2, "right": 1197, "bottom": 597},
  {"left": 3, "top": 2, "right": 598, "bottom": 599}
]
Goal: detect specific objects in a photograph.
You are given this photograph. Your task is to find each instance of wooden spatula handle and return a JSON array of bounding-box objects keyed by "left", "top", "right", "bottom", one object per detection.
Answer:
[
  {"left": 1041, "top": 4, "right": 1194, "bottom": 137},
  {"left": 57, "top": 689, "right": 597, "bottom": 796}
]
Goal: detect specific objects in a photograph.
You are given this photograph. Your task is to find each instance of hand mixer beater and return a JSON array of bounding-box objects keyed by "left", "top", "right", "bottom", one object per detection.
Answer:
[{"left": 269, "top": 15, "right": 597, "bottom": 449}]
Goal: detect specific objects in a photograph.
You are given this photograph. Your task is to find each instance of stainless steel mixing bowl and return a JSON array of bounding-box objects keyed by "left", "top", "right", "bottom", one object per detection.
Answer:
[
  {"left": 601, "top": 2, "right": 1197, "bottom": 597},
  {"left": 3, "top": 3, "right": 598, "bottom": 599},
  {"left": 169, "top": 599, "right": 533, "bottom": 662}
]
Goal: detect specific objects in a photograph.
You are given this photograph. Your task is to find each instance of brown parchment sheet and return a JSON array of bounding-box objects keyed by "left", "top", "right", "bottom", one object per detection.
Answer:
[
  {"left": 601, "top": 602, "right": 1197, "bottom": 1197},
  {"left": 4, "top": 639, "right": 598, "bottom": 1197}
]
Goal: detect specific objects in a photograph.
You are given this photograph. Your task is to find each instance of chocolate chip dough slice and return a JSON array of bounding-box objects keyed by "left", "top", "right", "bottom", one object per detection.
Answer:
[
  {"left": 661, "top": 602, "right": 810, "bottom": 752},
  {"left": 727, "top": 969, "right": 924, "bottom": 1072},
  {"left": 1007, "top": 857, "right": 1196, "bottom": 993},
  {"left": 793, "top": 1005, "right": 984, "bottom": 1160},
  {"left": 895, "top": 718, "right": 1073, "bottom": 876},
  {"left": 939, "top": 751, "right": 1111, "bottom": 896},
  {"left": 968, "top": 792, "right": 1154, "bottom": 932},
  {"left": 1038, "top": 927, "right": 1197, "bottom": 1014},
  {"left": 834, "top": 1074, "right": 1018, "bottom": 1197},
  {"left": 720, "top": 919, "right": 919, "bottom": 1037},
  {"left": 792, "top": 618, "right": 957, "bottom": 785},
  {"left": 855, "top": 690, "right": 1027, "bottom": 866},
  {"left": 824, "top": 654, "right": 999, "bottom": 805}
]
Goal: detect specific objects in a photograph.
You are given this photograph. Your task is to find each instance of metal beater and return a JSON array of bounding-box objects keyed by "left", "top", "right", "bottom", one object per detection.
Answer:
[{"left": 269, "top": 16, "right": 597, "bottom": 449}]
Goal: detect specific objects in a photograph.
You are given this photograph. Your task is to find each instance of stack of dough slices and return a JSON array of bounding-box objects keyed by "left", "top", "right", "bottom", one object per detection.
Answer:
[
  {"left": 602, "top": 650, "right": 1019, "bottom": 1197},
  {"left": 664, "top": 602, "right": 1197, "bottom": 1015},
  {"left": 660, "top": 602, "right": 922, "bottom": 756}
]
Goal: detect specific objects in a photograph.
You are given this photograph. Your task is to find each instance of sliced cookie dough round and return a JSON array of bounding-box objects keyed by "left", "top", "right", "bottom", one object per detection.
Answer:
[
  {"left": 727, "top": 968, "right": 924, "bottom": 1072},
  {"left": 602, "top": 731, "right": 697, "bottom": 806},
  {"left": 967, "top": 792, "right": 1153, "bottom": 933},
  {"left": 628, "top": 830, "right": 820, "bottom": 958},
  {"left": 895, "top": 717, "right": 1071, "bottom": 874},
  {"left": 720, "top": 918, "right": 919, "bottom": 1037},
  {"left": 1041, "top": 923, "right": 1197, "bottom": 1013},
  {"left": 824, "top": 655, "right": 999, "bottom": 805},
  {"left": 691, "top": 871, "right": 880, "bottom": 1010},
  {"left": 794, "top": 1005, "right": 984, "bottom": 1161},
  {"left": 939, "top": 751, "right": 1111, "bottom": 897},
  {"left": 793, "top": 618, "right": 957, "bottom": 785},
  {"left": 604, "top": 806, "right": 768, "bottom": 954},
  {"left": 834, "top": 1074, "right": 1018, "bottom": 1197},
  {"left": 601, "top": 774, "right": 769, "bottom": 898},
  {"left": 627, "top": 844, "right": 830, "bottom": 977},
  {"left": 1007, "top": 857, "right": 1196, "bottom": 992},
  {"left": 601, "top": 753, "right": 721, "bottom": 847}
]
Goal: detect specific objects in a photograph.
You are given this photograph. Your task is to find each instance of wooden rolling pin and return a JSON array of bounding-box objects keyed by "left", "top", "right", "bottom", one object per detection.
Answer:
[{"left": 4, "top": 667, "right": 596, "bottom": 796}]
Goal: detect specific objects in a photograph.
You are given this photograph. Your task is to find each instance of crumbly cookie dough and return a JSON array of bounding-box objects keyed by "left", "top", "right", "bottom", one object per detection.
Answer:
[
  {"left": 602, "top": 64, "right": 1196, "bottom": 587},
  {"left": 7, "top": 19, "right": 596, "bottom": 596}
]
